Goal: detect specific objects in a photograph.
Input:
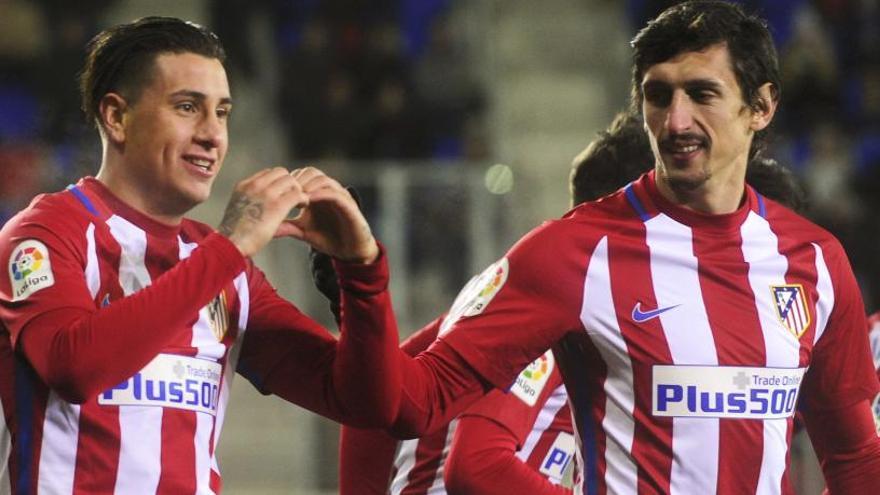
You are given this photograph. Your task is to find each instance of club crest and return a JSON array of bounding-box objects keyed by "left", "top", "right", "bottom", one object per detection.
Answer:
[
  {"left": 770, "top": 284, "right": 810, "bottom": 338},
  {"left": 206, "top": 291, "right": 229, "bottom": 342}
]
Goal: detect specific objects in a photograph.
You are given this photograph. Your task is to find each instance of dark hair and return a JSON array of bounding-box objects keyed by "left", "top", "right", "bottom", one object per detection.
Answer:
[
  {"left": 745, "top": 157, "right": 807, "bottom": 213},
  {"left": 79, "top": 16, "right": 226, "bottom": 128},
  {"left": 630, "top": 1, "right": 780, "bottom": 159},
  {"left": 570, "top": 111, "right": 653, "bottom": 205},
  {"left": 570, "top": 110, "right": 806, "bottom": 211}
]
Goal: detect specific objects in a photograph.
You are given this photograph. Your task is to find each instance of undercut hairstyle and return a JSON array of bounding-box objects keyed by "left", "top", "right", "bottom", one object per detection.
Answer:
[
  {"left": 570, "top": 110, "right": 806, "bottom": 212},
  {"left": 630, "top": 1, "right": 781, "bottom": 159},
  {"left": 79, "top": 16, "right": 226, "bottom": 129}
]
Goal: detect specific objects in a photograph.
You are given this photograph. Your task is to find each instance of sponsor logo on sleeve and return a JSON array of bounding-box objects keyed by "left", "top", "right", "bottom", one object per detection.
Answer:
[
  {"left": 98, "top": 354, "right": 222, "bottom": 416},
  {"left": 539, "top": 432, "right": 576, "bottom": 484},
  {"left": 8, "top": 240, "right": 55, "bottom": 301},
  {"left": 652, "top": 365, "right": 805, "bottom": 419},
  {"left": 510, "top": 351, "right": 554, "bottom": 406},
  {"left": 439, "top": 258, "right": 509, "bottom": 335},
  {"left": 770, "top": 284, "right": 810, "bottom": 338}
]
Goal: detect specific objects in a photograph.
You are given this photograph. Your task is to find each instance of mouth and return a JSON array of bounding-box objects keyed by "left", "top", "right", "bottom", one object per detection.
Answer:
[
  {"left": 184, "top": 155, "right": 216, "bottom": 176},
  {"left": 661, "top": 135, "right": 707, "bottom": 161}
]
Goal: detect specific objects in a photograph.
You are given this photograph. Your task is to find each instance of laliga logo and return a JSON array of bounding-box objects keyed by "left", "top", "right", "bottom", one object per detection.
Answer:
[
  {"left": 12, "top": 247, "right": 43, "bottom": 280},
  {"left": 478, "top": 266, "right": 505, "bottom": 298},
  {"left": 523, "top": 355, "right": 550, "bottom": 381}
]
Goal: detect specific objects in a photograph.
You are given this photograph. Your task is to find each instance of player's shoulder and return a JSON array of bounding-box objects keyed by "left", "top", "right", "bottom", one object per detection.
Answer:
[
  {"left": 532, "top": 189, "right": 636, "bottom": 238},
  {"left": 762, "top": 198, "right": 844, "bottom": 251},
  {"left": 0, "top": 189, "right": 91, "bottom": 244}
]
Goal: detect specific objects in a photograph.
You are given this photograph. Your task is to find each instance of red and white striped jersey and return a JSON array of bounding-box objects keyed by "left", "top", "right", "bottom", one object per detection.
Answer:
[
  {"left": 0, "top": 178, "right": 392, "bottom": 494},
  {"left": 435, "top": 171, "right": 879, "bottom": 495},
  {"left": 390, "top": 363, "right": 574, "bottom": 494}
]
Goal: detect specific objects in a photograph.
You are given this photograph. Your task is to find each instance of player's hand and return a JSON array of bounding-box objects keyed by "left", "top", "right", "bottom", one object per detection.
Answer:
[
  {"left": 280, "top": 167, "right": 379, "bottom": 264},
  {"left": 309, "top": 187, "right": 361, "bottom": 324},
  {"left": 218, "top": 167, "right": 308, "bottom": 257}
]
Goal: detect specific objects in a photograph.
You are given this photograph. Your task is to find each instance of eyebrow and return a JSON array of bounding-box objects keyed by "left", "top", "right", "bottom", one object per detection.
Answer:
[
  {"left": 642, "top": 78, "right": 725, "bottom": 93},
  {"left": 170, "top": 89, "right": 232, "bottom": 106}
]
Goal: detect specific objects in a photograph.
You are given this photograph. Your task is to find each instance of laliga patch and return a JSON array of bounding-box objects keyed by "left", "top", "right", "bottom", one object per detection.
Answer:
[
  {"left": 770, "top": 284, "right": 811, "bottom": 338},
  {"left": 510, "top": 351, "right": 554, "bottom": 406},
  {"left": 8, "top": 240, "right": 55, "bottom": 301},
  {"left": 439, "top": 258, "right": 509, "bottom": 335}
]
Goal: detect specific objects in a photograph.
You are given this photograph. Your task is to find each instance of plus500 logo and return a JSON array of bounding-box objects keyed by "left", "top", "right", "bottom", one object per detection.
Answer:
[
  {"left": 98, "top": 354, "right": 222, "bottom": 416},
  {"left": 652, "top": 365, "right": 805, "bottom": 420}
]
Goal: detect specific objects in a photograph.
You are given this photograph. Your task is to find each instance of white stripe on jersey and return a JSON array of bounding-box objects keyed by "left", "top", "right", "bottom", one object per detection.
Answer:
[
  {"left": 517, "top": 385, "right": 567, "bottom": 462},
  {"left": 35, "top": 223, "right": 101, "bottom": 494},
  {"left": 645, "top": 214, "right": 719, "bottom": 495},
  {"left": 391, "top": 438, "right": 419, "bottom": 495},
  {"left": 180, "top": 238, "right": 221, "bottom": 494},
  {"left": 429, "top": 420, "right": 457, "bottom": 494},
  {"left": 194, "top": 411, "right": 214, "bottom": 494},
  {"left": 181, "top": 239, "right": 226, "bottom": 361},
  {"left": 812, "top": 244, "right": 834, "bottom": 346},
  {"left": 210, "top": 272, "right": 249, "bottom": 485},
  {"left": 37, "top": 394, "right": 80, "bottom": 494},
  {"left": 741, "top": 211, "right": 798, "bottom": 493},
  {"left": 581, "top": 236, "right": 638, "bottom": 494},
  {"left": 85, "top": 223, "right": 100, "bottom": 298},
  {"left": 107, "top": 215, "right": 162, "bottom": 494}
]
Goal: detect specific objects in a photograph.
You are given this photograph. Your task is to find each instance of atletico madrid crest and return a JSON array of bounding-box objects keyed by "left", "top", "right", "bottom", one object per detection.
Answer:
[
  {"left": 207, "top": 291, "right": 229, "bottom": 341},
  {"left": 770, "top": 284, "right": 811, "bottom": 338}
]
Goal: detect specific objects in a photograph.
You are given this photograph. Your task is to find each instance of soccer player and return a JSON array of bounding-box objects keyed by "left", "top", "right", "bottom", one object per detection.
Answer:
[
  {"left": 0, "top": 17, "right": 401, "bottom": 493},
  {"left": 327, "top": 109, "right": 808, "bottom": 494},
  {"left": 374, "top": 2, "right": 880, "bottom": 494}
]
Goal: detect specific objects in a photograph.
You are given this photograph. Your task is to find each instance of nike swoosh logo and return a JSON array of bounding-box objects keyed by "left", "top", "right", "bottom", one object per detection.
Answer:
[{"left": 632, "top": 302, "right": 680, "bottom": 323}]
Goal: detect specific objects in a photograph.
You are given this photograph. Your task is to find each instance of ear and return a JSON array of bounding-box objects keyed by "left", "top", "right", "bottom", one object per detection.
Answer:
[
  {"left": 98, "top": 93, "right": 128, "bottom": 144},
  {"left": 750, "top": 82, "right": 778, "bottom": 132}
]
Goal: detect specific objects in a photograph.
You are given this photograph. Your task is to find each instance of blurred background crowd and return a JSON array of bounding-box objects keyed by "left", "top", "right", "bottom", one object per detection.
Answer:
[{"left": 0, "top": 0, "right": 877, "bottom": 493}]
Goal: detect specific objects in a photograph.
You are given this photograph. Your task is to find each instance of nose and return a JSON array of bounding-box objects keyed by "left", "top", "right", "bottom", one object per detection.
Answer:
[
  {"left": 665, "top": 90, "right": 694, "bottom": 135},
  {"left": 194, "top": 112, "right": 226, "bottom": 150}
]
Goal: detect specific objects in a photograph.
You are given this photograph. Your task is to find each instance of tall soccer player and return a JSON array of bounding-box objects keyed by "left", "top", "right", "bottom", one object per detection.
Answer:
[
  {"left": 325, "top": 109, "right": 809, "bottom": 494},
  {"left": 0, "top": 17, "right": 401, "bottom": 493},
  {"left": 362, "top": 2, "right": 880, "bottom": 494}
]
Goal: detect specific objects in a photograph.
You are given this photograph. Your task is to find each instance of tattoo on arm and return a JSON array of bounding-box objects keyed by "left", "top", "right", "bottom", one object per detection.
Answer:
[{"left": 218, "top": 193, "right": 264, "bottom": 236}]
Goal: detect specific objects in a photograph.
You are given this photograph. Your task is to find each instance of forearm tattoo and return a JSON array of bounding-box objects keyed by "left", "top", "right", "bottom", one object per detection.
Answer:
[{"left": 218, "top": 193, "right": 264, "bottom": 236}]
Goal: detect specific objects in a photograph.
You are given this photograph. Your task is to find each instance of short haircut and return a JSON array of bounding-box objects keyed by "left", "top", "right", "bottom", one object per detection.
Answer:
[
  {"left": 79, "top": 16, "right": 226, "bottom": 129},
  {"left": 570, "top": 111, "right": 653, "bottom": 206},
  {"left": 630, "top": 1, "right": 781, "bottom": 159}
]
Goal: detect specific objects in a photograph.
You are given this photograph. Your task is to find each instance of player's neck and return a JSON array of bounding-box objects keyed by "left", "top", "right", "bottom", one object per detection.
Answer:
[
  {"left": 95, "top": 167, "right": 186, "bottom": 227},
  {"left": 654, "top": 170, "right": 746, "bottom": 215}
]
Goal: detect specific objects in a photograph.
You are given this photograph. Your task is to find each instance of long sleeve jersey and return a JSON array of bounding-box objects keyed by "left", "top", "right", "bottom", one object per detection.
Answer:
[
  {"left": 391, "top": 171, "right": 880, "bottom": 495},
  {"left": 0, "top": 177, "right": 399, "bottom": 494}
]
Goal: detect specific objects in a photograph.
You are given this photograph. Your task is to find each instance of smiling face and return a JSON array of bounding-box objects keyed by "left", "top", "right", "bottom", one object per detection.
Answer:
[
  {"left": 101, "top": 52, "right": 231, "bottom": 221},
  {"left": 641, "top": 43, "right": 775, "bottom": 212}
]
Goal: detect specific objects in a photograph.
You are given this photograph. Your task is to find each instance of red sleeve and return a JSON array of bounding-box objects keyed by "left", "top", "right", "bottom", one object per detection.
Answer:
[
  {"left": 800, "top": 247, "right": 879, "bottom": 412},
  {"left": 462, "top": 358, "right": 564, "bottom": 446},
  {"left": 336, "top": 319, "right": 444, "bottom": 494},
  {"left": 237, "top": 245, "right": 402, "bottom": 427},
  {"left": 4, "top": 226, "right": 245, "bottom": 403},
  {"left": 444, "top": 415, "right": 571, "bottom": 495},
  {"left": 391, "top": 222, "right": 587, "bottom": 437},
  {"left": 338, "top": 426, "right": 398, "bottom": 495},
  {"left": 443, "top": 365, "right": 571, "bottom": 494},
  {"left": 803, "top": 399, "right": 880, "bottom": 494}
]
